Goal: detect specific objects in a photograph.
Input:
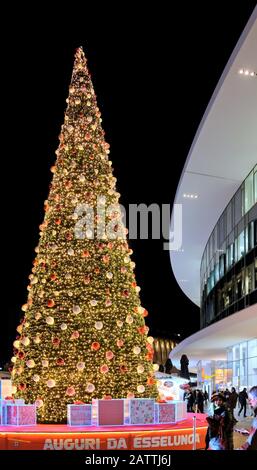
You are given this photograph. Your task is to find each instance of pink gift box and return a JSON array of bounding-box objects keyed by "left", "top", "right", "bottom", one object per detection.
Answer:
[
  {"left": 128, "top": 399, "right": 155, "bottom": 425},
  {"left": 5, "top": 404, "right": 36, "bottom": 426},
  {"left": 67, "top": 404, "right": 92, "bottom": 426},
  {"left": 92, "top": 399, "right": 124, "bottom": 426},
  {"left": 155, "top": 401, "right": 187, "bottom": 423},
  {"left": 155, "top": 402, "right": 176, "bottom": 423}
]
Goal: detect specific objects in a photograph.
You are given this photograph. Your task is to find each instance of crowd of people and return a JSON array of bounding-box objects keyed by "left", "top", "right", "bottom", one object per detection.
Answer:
[{"left": 183, "top": 384, "right": 257, "bottom": 450}]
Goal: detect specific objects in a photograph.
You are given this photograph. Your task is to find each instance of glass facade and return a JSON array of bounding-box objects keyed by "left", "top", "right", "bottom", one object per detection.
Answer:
[
  {"left": 197, "top": 339, "right": 257, "bottom": 391},
  {"left": 200, "top": 165, "right": 257, "bottom": 328}
]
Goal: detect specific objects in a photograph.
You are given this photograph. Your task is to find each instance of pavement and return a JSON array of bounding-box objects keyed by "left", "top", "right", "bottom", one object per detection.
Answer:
[{"left": 233, "top": 408, "right": 254, "bottom": 449}]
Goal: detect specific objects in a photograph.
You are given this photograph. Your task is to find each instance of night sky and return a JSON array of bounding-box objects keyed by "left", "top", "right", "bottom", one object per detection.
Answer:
[{"left": 0, "top": 4, "right": 256, "bottom": 366}]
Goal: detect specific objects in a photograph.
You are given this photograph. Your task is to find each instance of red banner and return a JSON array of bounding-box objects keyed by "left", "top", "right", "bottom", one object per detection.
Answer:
[{"left": 0, "top": 426, "right": 207, "bottom": 450}]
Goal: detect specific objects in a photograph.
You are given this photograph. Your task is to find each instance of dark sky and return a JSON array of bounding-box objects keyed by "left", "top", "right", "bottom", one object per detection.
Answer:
[{"left": 0, "top": 4, "right": 256, "bottom": 366}]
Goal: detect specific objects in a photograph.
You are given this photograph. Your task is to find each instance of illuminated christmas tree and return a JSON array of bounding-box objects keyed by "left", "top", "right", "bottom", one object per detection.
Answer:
[{"left": 11, "top": 47, "right": 158, "bottom": 423}]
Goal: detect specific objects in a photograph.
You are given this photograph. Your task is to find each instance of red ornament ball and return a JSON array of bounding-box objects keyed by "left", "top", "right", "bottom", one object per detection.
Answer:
[
  {"left": 91, "top": 342, "right": 100, "bottom": 351},
  {"left": 56, "top": 358, "right": 65, "bottom": 366}
]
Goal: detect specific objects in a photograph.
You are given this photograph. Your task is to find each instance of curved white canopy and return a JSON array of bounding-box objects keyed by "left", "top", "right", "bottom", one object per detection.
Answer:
[{"left": 170, "top": 8, "right": 257, "bottom": 306}]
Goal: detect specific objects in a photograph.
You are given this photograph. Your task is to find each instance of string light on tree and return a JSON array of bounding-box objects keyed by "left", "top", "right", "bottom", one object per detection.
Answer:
[{"left": 11, "top": 47, "right": 157, "bottom": 423}]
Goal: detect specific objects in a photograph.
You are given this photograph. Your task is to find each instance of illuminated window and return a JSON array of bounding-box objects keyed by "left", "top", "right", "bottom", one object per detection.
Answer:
[{"left": 236, "top": 231, "right": 245, "bottom": 261}]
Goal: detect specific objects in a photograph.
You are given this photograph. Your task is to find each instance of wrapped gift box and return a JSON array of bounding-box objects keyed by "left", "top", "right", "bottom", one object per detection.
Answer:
[
  {"left": 5, "top": 403, "right": 36, "bottom": 426},
  {"left": 155, "top": 401, "right": 187, "bottom": 423},
  {"left": 0, "top": 380, "right": 12, "bottom": 400},
  {"left": 0, "top": 399, "right": 25, "bottom": 425},
  {"left": 92, "top": 399, "right": 124, "bottom": 426},
  {"left": 67, "top": 404, "right": 92, "bottom": 426},
  {"left": 175, "top": 400, "right": 187, "bottom": 421},
  {"left": 126, "top": 399, "right": 155, "bottom": 425},
  {"left": 155, "top": 402, "right": 176, "bottom": 423}
]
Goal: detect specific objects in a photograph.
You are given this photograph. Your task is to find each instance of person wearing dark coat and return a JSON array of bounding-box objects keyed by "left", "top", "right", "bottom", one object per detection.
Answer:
[
  {"left": 195, "top": 389, "right": 204, "bottom": 413},
  {"left": 185, "top": 389, "right": 194, "bottom": 412},
  {"left": 239, "top": 386, "right": 257, "bottom": 450},
  {"left": 228, "top": 387, "right": 238, "bottom": 422},
  {"left": 238, "top": 388, "right": 248, "bottom": 417},
  {"left": 165, "top": 358, "right": 173, "bottom": 374},
  {"left": 204, "top": 390, "right": 209, "bottom": 403},
  {"left": 206, "top": 393, "right": 234, "bottom": 450}
]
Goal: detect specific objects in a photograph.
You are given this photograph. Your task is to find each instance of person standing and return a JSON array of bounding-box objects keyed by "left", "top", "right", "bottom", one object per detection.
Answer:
[
  {"left": 195, "top": 389, "right": 204, "bottom": 413},
  {"left": 239, "top": 385, "right": 257, "bottom": 450},
  {"left": 238, "top": 388, "right": 248, "bottom": 418},
  {"left": 185, "top": 389, "right": 194, "bottom": 412},
  {"left": 206, "top": 393, "right": 234, "bottom": 450},
  {"left": 228, "top": 387, "right": 238, "bottom": 422}
]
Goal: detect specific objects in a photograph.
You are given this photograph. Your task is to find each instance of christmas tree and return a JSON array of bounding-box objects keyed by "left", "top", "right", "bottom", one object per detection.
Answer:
[{"left": 11, "top": 47, "right": 158, "bottom": 423}]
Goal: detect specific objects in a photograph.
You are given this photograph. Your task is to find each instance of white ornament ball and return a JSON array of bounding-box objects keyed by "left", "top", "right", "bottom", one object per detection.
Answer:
[
  {"left": 68, "top": 248, "right": 74, "bottom": 256},
  {"left": 153, "top": 364, "right": 159, "bottom": 372},
  {"left": 34, "top": 335, "right": 41, "bottom": 344},
  {"left": 137, "top": 365, "right": 144, "bottom": 374},
  {"left": 73, "top": 305, "right": 81, "bottom": 315},
  {"left": 77, "top": 361, "right": 85, "bottom": 371},
  {"left": 137, "top": 385, "right": 145, "bottom": 393},
  {"left": 94, "top": 321, "right": 103, "bottom": 330},
  {"left": 126, "top": 315, "right": 133, "bottom": 324},
  {"left": 98, "top": 195, "right": 105, "bottom": 205},
  {"left": 13, "top": 340, "right": 20, "bottom": 349},
  {"left": 117, "top": 320, "right": 123, "bottom": 328},
  {"left": 60, "top": 323, "right": 67, "bottom": 331},
  {"left": 86, "top": 229, "right": 93, "bottom": 238},
  {"left": 147, "top": 336, "right": 154, "bottom": 344},
  {"left": 86, "top": 383, "right": 95, "bottom": 393},
  {"left": 21, "top": 337, "right": 30, "bottom": 346},
  {"left": 133, "top": 346, "right": 141, "bottom": 355},
  {"left": 11, "top": 356, "right": 17, "bottom": 363},
  {"left": 33, "top": 374, "right": 40, "bottom": 382},
  {"left": 79, "top": 175, "right": 85, "bottom": 183},
  {"left": 35, "top": 312, "right": 41, "bottom": 320},
  {"left": 46, "top": 316, "right": 54, "bottom": 325},
  {"left": 47, "top": 379, "right": 56, "bottom": 388},
  {"left": 35, "top": 399, "right": 44, "bottom": 408},
  {"left": 106, "top": 272, "right": 113, "bottom": 280},
  {"left": 42, "top": 360, "right": 49, "bottom": 368},
  {"left": 90, "top": 299, "right": 98, "bottom": 306},
  {"left": 26, "top": 359, "right": 35, "bottom": 368}
]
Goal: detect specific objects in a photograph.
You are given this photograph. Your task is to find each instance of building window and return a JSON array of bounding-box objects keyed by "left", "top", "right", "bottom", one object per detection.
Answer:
[
  {"left": 244, "top": 171, "right": 254, "bottom": 213},
  {"left": 245, "top": 264, "right": 254, "bottom": 294},
  {"left": 215, "top": 263, "right": 219, "bottom": 284},
  {"left": 248, "top": 339, "right": 257, "bottom": 387},
  {"left": 227, "top": 243, "right": 234, "bottom": 269},
  {"left": 236, "top": 230, "right": 245, "bottom": 261},
  {"left": 235, "top": 187, "right": 243, "bottom": 225},
  {"left": 219, "top": 254, "right": 225, "bottom": 278},
  {"left": 255, "top": 259, "right": 257, "bottom": 289},
  {"left": 254, "top": 167, "right": 257, "bottom": 204},
  {"left": 248, "top": 221, "right": 254, "bottom": 251},
  {"left": 236, "top": 271, "right": 244, "bottom": 300}
]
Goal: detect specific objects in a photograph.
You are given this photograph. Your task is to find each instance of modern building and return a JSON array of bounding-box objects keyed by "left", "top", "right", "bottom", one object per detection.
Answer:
[
  {"left": 169, "top": 7, "right": 257, "bottom": 393},
  {"left": 153, "top": 337, "right": 177, "bottom": 366}
]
